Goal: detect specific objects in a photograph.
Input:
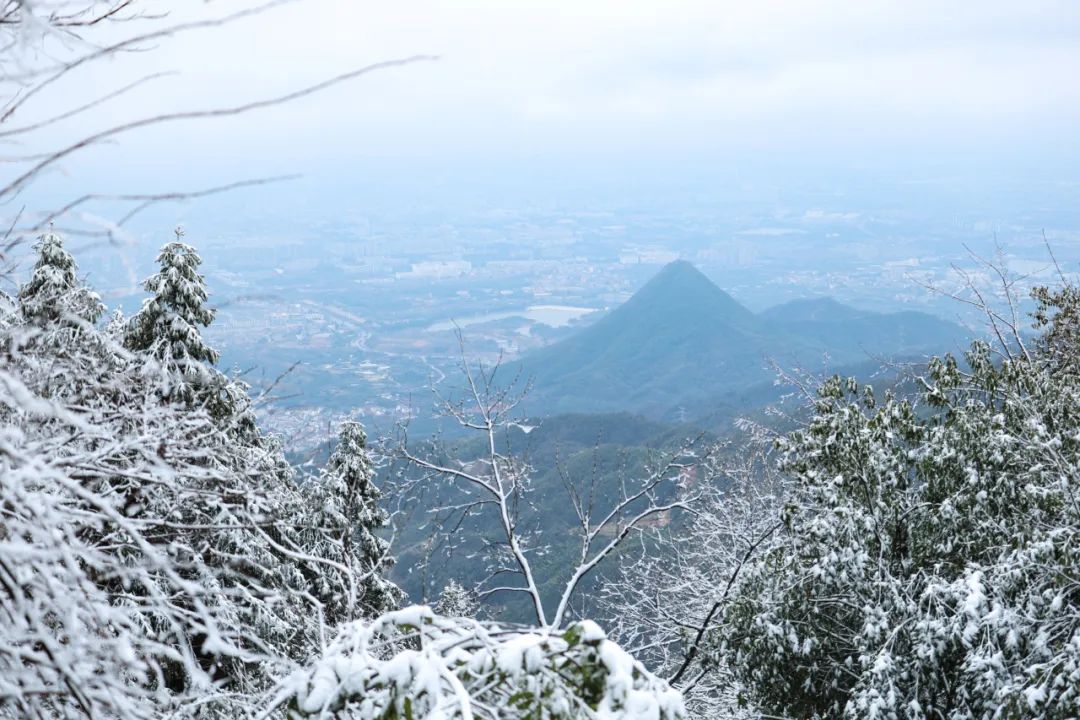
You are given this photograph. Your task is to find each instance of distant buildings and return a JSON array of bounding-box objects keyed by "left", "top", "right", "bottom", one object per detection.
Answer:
[{"left": 396, "top": 260, "right": 473, "bottom": 279}]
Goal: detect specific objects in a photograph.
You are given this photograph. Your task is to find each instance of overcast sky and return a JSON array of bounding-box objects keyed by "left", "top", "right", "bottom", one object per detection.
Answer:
[{"left": 15, "top": 0, "right": 1080, "bottom": 215}]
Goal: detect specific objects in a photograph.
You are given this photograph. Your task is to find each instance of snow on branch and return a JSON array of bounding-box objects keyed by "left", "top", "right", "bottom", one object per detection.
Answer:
[
  {"left": 396, "top": 337, "right": 703, "bottom": 630},
  {"left": 269, "top": 606, "right": 685, "bottom": 720}
]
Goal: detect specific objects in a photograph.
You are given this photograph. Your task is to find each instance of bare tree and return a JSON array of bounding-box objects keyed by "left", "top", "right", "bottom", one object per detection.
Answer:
[
  {"left": 396, "top": 337, "right": 706, "bottom": 630},
  {"left": 909, "top": 239, "right": 1063, "bottom": 363},
  {"left": 595, "top": 438, "right": 782, "bottom": 718}
]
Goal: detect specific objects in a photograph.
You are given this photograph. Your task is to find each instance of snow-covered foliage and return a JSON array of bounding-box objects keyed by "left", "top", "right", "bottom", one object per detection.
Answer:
[
  {"left": 297, "top": 421, "right": 405, "bottom": 622},
  {"left": 435, "top": 579, "right": 480, "bottom": 619},
  {"left": 721, "top": 285, "right": 1080, "bottom": 719},
  {"left": 597, "top": 448, "right": 780, "bottom": 719},
  {"left": 272, "top": 606, "right": 685, "bottom": 720},
  {"left": 0, "top": 289, "right": 15, "bottom": 330},
  {"left": 124, "top": 236, "right": 221, "bottom": 405},
  {"left": 0, "top": 234, "right": 403, "bottom": 718},
  {"left": 17, "top": 230, "right": 103, "bottom": 327}
]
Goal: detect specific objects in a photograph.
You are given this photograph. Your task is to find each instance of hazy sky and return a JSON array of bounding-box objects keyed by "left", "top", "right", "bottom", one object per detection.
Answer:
[{"left": 15, "top": 0, "right": 1080, "bottom": 215}]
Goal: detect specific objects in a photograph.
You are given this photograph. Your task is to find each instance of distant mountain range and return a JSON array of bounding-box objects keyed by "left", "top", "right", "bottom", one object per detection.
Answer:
[{"left": 516, "top": 260, "right": 969, "bottom": 421}]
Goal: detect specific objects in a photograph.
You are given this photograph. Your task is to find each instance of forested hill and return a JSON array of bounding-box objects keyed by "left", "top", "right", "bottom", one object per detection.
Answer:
[
  {"left": 516, "top": 260, "right": 969, "bottom": 420},
  {"left": 387, "top": 410, "right": 712, "bottom": 619},
  {"left": 759, "top": 296, "right": 966, "bottom": 358}
]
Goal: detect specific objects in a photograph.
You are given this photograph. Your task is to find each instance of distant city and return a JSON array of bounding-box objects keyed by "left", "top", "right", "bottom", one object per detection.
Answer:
[{"left": 59, "top": 176, "right": 1080, "bottom": 448}]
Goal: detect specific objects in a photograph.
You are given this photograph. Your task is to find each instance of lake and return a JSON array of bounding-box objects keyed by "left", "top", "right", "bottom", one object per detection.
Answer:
[{"left": 427, "top": 305, "right": 598, "bottom": 333}]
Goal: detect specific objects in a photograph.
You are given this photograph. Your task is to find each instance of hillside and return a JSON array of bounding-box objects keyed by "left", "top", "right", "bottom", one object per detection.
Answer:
[
  {"left": 760, "top": 297, "right": 969, "bottom": 359},
  {"left": 516, "top": 261, "right": 968, "bottom": 420},
  {"left": 388, "top": 411, "right": 709, "bottom": 620}
]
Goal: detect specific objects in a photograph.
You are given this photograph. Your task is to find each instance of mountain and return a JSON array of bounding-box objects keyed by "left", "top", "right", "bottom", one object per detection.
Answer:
[
  {"left": 516, "top": 261, "right": 969, "bottom": 420},
  {"left": 759, "top": 297, "right": 867, "bottom": 324},
  {"left": 517, "top": 261, "right": 801, "bottom": 417},
  {"left": 760, "top": 298, "right": 968, "bottom": 359}
]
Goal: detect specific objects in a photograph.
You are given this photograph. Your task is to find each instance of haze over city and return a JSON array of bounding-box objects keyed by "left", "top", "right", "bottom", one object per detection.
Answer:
[{"left": 3, "top": 3, "right": 1080, "bottom": 719}]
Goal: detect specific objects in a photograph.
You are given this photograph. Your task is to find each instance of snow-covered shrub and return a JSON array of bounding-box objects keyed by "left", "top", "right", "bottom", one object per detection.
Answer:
[
  {"left": 723, "top": 285, "right": 1080, "bottom": 719},
  {"left": 596, "top": 449, "right": 780, "bottom": 719},
  {"left": 273, "top": 606, "right": 685, "bottom": 720},
  {"left": 0, "top": 234, "right": 402, "bottom": 717}
]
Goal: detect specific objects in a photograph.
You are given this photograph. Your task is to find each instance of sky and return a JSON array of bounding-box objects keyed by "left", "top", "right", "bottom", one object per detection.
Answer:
[{"left": 8, "top": 0, "right": 1080, "bottom": 222}]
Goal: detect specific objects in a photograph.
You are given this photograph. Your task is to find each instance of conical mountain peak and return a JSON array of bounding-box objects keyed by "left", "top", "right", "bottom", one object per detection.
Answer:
[
  {"left": 641, "top": 259, "right": 712, "bottom": 290},
  {"left": 618, "top": 260, "right": 757, "bottom": 329},
  {"left": 517, "top": 260, "right": 968, "bottom": 418},
  {"left": 517, "top": 261, "right": 768, "bottom": 414}
]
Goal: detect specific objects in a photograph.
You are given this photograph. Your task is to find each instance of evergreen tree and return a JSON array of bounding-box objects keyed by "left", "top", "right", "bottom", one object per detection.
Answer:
[
  {"left": 434, "top": 579, "right": 480, "bottom": 618},
  {"left": 124, "top": 229, "right": 219, "bottom": 401},
  {"left": 11, "top": 230, "right": 119, "bottom": 403},
  {"left": 1, "top": 239, "right": 410, "bottom": 715},
  {"left": 722, "top": 285, "right": 1080, "bottom": 720},
  {"left": 301, "top": 420, "right": 404, "bottom": 621},
  {"left": 17, "top": 229, "right": 104, "bottom": 327},
  {"left": 105, "top": 306, "right": 126, "bottom": 341}
]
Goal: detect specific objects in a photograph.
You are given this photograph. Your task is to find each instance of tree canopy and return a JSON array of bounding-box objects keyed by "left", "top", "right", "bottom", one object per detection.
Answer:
[{"left": 721, "top": 285, "right": 1080, "bottom": 719}]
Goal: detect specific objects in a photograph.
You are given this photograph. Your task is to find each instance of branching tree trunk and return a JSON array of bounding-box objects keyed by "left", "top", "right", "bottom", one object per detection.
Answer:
[
  {"left": 596, "top": 440, "right": 782, "bottom": 718},
  {"left": 396, "top": 335, "right": 705, "bottom": 630}
]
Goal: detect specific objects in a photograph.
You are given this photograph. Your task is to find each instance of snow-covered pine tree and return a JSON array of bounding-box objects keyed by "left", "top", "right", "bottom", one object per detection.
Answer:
[
  {"left": 11, "top": 231, "right": 123, "bottom": 403},
  {"left": 2, "top": 242, "right": 409, "bottom": 715},
  {"left": 434, "top": 579, "right": 480, "bottom": 618},
  {"left": 121, "top": 231, "right": 262, "bottom": 439},
  {"left": 17, "top": 229, "right": 104, "bottom": 327},
  {"left": 124, "top": 230, "right": 219, "bottom": 403},
  {"left": 300, "top": 421, "right": 404, "bottom": 621},
  {"left": 105, "top": 307, "right": 126, "bottom": 341}
]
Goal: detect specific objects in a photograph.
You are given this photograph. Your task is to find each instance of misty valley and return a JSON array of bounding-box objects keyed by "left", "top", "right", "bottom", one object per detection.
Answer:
[{"left": 4, "top": 2, "right": 1080, "bottom": 720}]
